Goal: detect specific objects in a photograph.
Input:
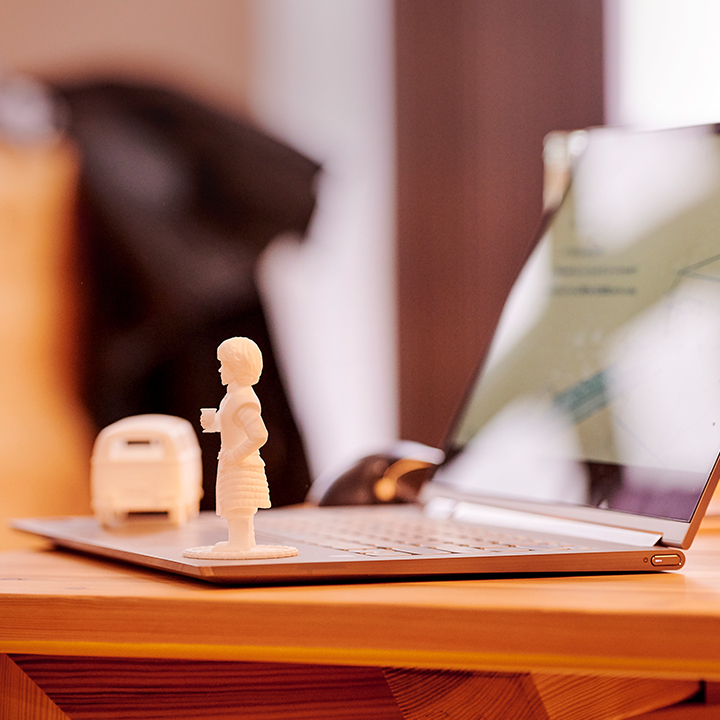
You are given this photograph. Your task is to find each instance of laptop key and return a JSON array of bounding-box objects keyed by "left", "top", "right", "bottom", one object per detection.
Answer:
[
  {"left": 390, "top": 545, "right": 451, "bottom": 555},
  {"left": 315, "top": 541, "right": 375, "bottom": 551},
  {"left": 429, "top": 543, "right": 474, "bottom": 553}
]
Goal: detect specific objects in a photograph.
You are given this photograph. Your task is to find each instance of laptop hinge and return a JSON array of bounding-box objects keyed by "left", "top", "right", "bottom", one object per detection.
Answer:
[{"left": 424, "top": 497, "right": 662, "bottom": 547}]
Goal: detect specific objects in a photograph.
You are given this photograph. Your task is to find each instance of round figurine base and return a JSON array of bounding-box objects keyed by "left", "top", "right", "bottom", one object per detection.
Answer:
[{"left": 183, "top": 543, "right": 298, "bottom": 560}]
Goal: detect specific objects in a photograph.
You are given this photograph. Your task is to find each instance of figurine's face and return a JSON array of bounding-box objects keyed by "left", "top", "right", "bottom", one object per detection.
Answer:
[{"left": 219, "top": 362, "right": 233, "bottom": 385}]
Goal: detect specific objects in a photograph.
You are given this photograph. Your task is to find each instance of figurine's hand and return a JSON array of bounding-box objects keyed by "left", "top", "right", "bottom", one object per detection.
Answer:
[{"left": 200, "top": 408, "right": 217, "bottom": 432}]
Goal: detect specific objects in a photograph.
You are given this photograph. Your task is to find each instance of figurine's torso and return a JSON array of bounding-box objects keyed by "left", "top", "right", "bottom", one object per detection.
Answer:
[
  {"left": 215, "top": 383, "right": 270, "bottom": 512},
  {"left": 217, "top": 385, "right": 263, "bottom": 465}
]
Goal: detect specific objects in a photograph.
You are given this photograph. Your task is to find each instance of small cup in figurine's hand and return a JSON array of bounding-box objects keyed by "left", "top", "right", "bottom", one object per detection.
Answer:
[{"left": 200, "top": 408, "right": 216, "bottom": 432}]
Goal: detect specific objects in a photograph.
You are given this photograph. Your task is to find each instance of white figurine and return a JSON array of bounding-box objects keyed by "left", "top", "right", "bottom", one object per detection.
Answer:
[{"left": 183, "top": 337, "right": 297, "bottom": 559}]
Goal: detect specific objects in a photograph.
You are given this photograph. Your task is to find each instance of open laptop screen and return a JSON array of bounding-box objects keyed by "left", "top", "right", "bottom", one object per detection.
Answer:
[{"left": 436, "top": 125, "right": 720, "bottom": 523}]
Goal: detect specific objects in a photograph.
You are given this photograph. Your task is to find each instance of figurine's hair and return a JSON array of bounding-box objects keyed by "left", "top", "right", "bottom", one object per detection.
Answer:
[{"left": 217, "top": 337, "right": 263, "bottom": 386}]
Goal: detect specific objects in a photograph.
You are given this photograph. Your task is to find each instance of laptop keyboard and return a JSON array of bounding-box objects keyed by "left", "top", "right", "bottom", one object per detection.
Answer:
[{"left": 257, "top": 507, "right": 592, "bottom": 558}]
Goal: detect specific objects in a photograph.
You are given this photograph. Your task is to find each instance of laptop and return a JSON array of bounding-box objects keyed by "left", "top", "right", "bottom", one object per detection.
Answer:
[{"left": 13, "top": 123, "right": 720, "bottom": 584}]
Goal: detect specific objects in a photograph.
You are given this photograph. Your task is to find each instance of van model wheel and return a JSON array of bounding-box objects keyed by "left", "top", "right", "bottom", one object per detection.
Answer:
[{"left": 169, "top": 507, "right": 187, "bottom": 526}]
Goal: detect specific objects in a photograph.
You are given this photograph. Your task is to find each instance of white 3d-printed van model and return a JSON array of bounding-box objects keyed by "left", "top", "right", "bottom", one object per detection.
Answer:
[{"left": 91, "top": 414, "right": 203, "bottom": 527}]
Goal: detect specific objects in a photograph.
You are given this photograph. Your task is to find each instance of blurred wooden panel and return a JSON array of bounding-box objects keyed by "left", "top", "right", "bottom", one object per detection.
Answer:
[
  {"left": 0, "top": 141, "right": 93, "bottom": 550},
  {"left": 395, "top": 0, "right": 605, "bottom": 446}
]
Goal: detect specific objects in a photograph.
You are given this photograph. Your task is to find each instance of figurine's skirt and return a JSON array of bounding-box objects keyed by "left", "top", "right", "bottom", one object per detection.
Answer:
[{"left": 216, "top": 455, "right": 271, "bottom": 514}]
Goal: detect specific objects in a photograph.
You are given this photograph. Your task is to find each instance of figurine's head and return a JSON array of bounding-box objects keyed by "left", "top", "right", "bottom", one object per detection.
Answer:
[{"left": 217, "top": 337, "right": 263, "bottom": 386}]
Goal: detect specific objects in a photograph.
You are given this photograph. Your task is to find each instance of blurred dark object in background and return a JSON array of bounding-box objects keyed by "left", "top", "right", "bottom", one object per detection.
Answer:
[
  {"left": 318, "top": 453, "right": 437, "bottom": 507},
  {"left": 55, "top": 80, "right": 320, "bottom": 510}
]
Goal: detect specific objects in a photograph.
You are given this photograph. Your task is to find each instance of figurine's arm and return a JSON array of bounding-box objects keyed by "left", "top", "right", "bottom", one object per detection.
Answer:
[{"left": 230, "top": 402, "right": 268, "bottom": 463}]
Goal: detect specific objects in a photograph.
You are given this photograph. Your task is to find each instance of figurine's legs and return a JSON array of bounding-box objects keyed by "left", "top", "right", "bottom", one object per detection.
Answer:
[
  {"left": 224, "top": 508, "right": 257, "bottom": 552},
  {"left": 182, "top": 505, "right": 297, "bottom": 559}
]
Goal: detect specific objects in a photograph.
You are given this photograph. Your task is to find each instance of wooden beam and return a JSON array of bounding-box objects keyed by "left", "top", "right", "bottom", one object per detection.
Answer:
[{"left": 395, "top": 0, "right": 605, "bottom": 446}]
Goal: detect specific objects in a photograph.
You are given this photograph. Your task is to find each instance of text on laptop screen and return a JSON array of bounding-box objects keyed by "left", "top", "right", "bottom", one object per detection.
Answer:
[{"left": 438, "top": 125, "right": 720, "bottom": 522}]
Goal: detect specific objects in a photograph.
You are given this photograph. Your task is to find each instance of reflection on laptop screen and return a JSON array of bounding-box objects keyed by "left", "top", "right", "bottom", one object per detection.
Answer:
[{"left": 436, "top": 124, "right": 720, "bottom": 523}]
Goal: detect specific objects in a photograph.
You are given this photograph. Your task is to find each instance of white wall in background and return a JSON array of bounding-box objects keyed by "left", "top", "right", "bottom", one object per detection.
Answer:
[
  {"left": 606, "top": 0, "right": 720, "bottom": 127},
  {"left": 249, "top": 0, "right": 397, "bottom": 480}
]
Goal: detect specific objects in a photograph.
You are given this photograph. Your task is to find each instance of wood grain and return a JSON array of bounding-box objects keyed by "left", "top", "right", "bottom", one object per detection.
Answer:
[
  {"left": 12, "top": 654, "right": 403, "bottom": 720},
  {"left": 6, "top": 654, "right": 701, "bottom": 720},
  {"left": 0, "top": 654, "right": 69, "bottom": 719},
  {"left": 384, "top": 668, "right": 548, "bottom": 720},
  {"left": 383, "top": 668, "right": 698, "bottom": 720},
  {"left": 632, "top": 707, "right": 720, "bottom": 719},
  {"left": 533, "top": 674, "right": 699, "bottom": 720}
]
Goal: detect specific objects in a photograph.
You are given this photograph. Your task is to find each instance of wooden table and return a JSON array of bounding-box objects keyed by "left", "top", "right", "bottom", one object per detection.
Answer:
[{"left": 4, "top": 526, "right": 720, "bottom": 719}]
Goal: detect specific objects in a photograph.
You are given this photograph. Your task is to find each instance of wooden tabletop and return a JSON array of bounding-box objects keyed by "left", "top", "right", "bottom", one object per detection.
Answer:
[{"left": 3, "top": 524, "right": 720, "bottom": 681}]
